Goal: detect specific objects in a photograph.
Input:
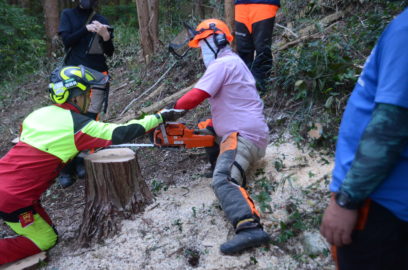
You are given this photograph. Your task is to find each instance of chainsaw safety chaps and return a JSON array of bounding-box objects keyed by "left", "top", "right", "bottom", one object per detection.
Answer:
[{"left": 211, "top": 132, "right": 261, "bottom": 228}]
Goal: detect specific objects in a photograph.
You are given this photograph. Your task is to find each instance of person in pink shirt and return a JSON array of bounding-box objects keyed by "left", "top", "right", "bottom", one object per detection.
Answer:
[{"left": 173, "top": 19, "right": 270, "bottom": 254}]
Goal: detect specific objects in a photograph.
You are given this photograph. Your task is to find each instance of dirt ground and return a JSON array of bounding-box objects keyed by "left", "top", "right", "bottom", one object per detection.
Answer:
[{"left": 0, "top": 56, "right": 335, "bottom": 270}]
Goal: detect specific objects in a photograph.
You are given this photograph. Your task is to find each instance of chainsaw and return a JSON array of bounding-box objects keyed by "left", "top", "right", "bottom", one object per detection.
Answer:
[{"left": 109, "top": 122, "right": 215, "bottom": 149}]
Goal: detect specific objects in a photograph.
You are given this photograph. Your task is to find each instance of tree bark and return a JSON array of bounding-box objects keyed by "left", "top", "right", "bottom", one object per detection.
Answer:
[
  {"left": 77, "top": 148, "right": 153, "bottom": 246},
  {"left": 42, "top": 0, "right": 60, "bottom": 57},
  {"left": 135, "top": 0, "right": 154, "bottom": 63},
  {"left": 224, "top": 0, "right": 235, "bottom": 49},
  {"left": 148, "top": 0, "right": 160, "bottom": 50},
  {"left": 194, "top": 0, "right": 205, "bottom": 19}
]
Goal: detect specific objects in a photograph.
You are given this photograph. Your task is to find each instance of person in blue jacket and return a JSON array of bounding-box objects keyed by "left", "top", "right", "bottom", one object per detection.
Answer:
[{"left": 320, "top": 7, "right": 408, "bottom": 270}]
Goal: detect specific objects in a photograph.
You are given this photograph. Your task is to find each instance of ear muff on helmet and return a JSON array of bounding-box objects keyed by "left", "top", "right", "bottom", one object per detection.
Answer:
[
  {"left": 49, "top": 65, "right": 108, "bottom": 104},
  {"left": 213, "top": 33, "right": 228, "bottom": 49}
]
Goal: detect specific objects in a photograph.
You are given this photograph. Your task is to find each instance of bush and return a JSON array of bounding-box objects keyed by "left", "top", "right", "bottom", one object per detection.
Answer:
[
  {"left": 269, "top": 1, "right": 405, "bottom": 147},
  {"left": 0, "top": 0, "right": 46, "bottom": 79}
]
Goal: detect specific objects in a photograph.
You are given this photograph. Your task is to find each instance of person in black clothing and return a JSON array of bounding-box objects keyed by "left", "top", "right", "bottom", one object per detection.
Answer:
[
  {"left": 57, "top": 0, "right": 114, "bottom": 187},
  {"left": 58, "top": 0, "right": 114, "bottom": 120},
  {"left": 235, "top": 0, "right": 280, "bottom": 93}
]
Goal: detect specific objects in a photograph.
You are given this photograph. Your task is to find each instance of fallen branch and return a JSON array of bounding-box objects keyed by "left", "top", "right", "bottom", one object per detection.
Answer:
[
  {"left": 278, "top": 21, "right": 340, "bottom": 51},
  {"left": 276, "top": 11, "right": 344, "bottom": 51},
  {"left": 142, "top": 83, "right": 165, "bottom": 102},
  {"left": 119, "top": 61, "right": 177, "bottom": 117},
  {"left": 137, "top": 83, "right": 195, "bottom": 116},
  {"left": 111, "top": 81, "right": 131, "bottom": 92},
  {"left": 298, "top": 11, "right": 344, "bottom": 36},
  {"left": 278, "top": 32, "right": 321, "bottom": 51},
  {"left": 276, "top": 23, "right": 299, "bottom": 38}
]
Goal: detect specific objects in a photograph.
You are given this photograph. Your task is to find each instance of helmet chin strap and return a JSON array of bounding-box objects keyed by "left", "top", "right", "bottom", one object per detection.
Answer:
[{"left": 203, "top": 37, "right": 220, "bottom": 59}]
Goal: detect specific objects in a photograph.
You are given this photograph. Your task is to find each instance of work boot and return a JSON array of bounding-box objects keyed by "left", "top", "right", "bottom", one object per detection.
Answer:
[
  {"left": 220, "top": 227, "right": 271, "bottom": 255},
  {"left": 75, "top": 162, "right": 86, "bottom": 179},
  {"left": 57, "top": 172, "right": 76, "bottom": 188},
  {"left": 203, "top": 166, "right": 214, "bottom": 178},
  {"left": 74, "top": 155, "right": 86, "bottom": 179}
]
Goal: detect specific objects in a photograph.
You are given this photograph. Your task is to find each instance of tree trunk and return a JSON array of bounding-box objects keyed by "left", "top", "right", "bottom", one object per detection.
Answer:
[
  {"left": 20, "top": 0, "right": 30, "bottom": 8},
  {"left": 42, "top": 0, "right": 60, "bottom": 58},
  {"left": 224, "top": 0, "right": 235, "bottom": 48},
  {"left": 194, "top": 0, "right": 205, "bottom": 19},
  {"left": 77, "top": 148, "right": 153, "bottom": 246},
  {"left": 135, "top": 0, "right": 154, "bottom": 63},
  {"left": 148, "top": 0, "right": 160, "bottom": 50}
]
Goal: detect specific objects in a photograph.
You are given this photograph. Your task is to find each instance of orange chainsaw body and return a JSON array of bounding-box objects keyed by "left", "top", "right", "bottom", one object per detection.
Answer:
[{"left": 153, "top": 123, "right": 215, "bottom": 149}]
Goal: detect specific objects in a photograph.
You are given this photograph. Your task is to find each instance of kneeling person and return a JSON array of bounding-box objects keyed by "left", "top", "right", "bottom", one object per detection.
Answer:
[{"left": 0, "top": 65, "right": 185, "bottom": 265}]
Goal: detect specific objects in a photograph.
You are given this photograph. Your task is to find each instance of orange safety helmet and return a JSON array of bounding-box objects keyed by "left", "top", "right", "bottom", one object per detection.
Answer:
[{"left": 188, "top": 19, "right": 234, "bottom": 48}]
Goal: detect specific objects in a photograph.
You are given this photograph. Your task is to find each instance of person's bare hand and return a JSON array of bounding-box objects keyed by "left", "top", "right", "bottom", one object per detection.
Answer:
[
  {"left": 320, "top": 195, "right": 358, "bottom": 247},
  {"left": 91, "top": 20, "right": 110, "bottom": 41},
  {"left": 86, "top": 23, "right": 97, "bottom": 33}
]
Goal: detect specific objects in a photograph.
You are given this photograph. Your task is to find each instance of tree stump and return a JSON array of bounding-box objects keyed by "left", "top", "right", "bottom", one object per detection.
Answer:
[{"left": 77, "top": 148, "right": 153, "bottom": 246}]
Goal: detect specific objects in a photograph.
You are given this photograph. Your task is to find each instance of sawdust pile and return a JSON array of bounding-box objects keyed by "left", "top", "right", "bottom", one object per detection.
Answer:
[{"left": 44, "top": 140, "right": 335, "bottom": 270}]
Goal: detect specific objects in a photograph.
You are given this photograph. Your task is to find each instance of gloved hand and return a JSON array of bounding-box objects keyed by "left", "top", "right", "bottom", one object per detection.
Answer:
[{"left": 159, "top": 108, "right": 187, "bottom": 122}]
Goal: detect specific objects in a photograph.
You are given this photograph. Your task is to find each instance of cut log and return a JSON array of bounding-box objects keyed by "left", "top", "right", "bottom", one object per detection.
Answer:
[
  {"left": 0, "top": 252, "right": 46, "bottom": 270},
  {"left": 77, "top": 148, "right": 152, "bottom": 246}
]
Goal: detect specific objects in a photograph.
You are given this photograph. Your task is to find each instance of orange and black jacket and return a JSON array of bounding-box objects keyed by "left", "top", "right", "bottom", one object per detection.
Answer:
[
  {"left": 235, "top": 0, "right": 280, "bottom": 5},
  {"left": 0, "top": 103, "right": 162, "bottom": 214}
]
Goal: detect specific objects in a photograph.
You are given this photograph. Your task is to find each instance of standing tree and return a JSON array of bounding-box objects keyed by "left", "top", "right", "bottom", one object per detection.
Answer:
[
  {"left": 224, "top": 0, "right": 235, "bottom": 48},
  {"left": 194, "top": 0, "right": 205, "bottom": 19},
  {"left": 42, "top": 0, "right": 59, "bottom": 57},
  {"left": 135, "top": 0, "right": 159, "bottom": 63}
]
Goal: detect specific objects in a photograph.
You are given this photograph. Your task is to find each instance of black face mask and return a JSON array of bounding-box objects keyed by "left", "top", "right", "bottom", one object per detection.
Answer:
[{"left": 79, "top": 0, "right": 96, "bottom": 10}]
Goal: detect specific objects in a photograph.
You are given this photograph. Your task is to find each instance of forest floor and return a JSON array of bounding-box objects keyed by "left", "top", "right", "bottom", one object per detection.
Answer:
[{"left": 0, "top": 57, "right": 335, "bottom": 269}]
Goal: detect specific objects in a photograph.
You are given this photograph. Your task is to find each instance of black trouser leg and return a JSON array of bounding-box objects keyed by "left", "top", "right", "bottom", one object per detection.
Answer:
[
  {"left": 251, "top": 17, "right": 275, "bottom": 84},
  {"left": 235, "top": 21, "right": 255, "bottom": 69},
  {"left": 205, "top": 143, "right": 220, "bottom": 170},
  {"left": 336, "top": 201, "right": 408, "bottom": 270}
]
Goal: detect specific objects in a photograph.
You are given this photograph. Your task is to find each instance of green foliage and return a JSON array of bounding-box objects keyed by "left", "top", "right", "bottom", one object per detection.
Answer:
[
  {"left": 253, "top": 169, "right": 275, "bottom": 213},
  {"left": 275, "top": 1, "right": 404, "bottom": 101},
  {"left": 151, "top": 179, "right": 168, "bottom": 195},
  {"left": 270, "top": 1, "right": 405, "bottom": 148},
  {"left": 101, "top": 4, "right": 138, "bottom": 27},
  {"left": 172, "top": 218, "right": 183, "bottom": 232},
  {"left": 0, "top": 0, "right": 46, "bottom": 80},
  {"left": 273, "top": 31, "right": 359, "bottom": 103}
]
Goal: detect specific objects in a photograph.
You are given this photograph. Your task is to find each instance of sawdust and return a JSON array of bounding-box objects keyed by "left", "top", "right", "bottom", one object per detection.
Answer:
[{"left": 40, "top": 139, "right": 335, "bottom": 270}]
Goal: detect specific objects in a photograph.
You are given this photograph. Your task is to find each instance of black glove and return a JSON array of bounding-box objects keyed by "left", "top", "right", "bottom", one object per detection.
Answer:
[{"left": 159, "top": 108, "right": 187, "bottom": 122}]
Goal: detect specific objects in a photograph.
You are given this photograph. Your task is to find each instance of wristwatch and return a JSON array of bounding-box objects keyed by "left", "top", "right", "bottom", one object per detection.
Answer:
[{"left": 335, "top": 191, "right": 362, "bottom": 210}]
